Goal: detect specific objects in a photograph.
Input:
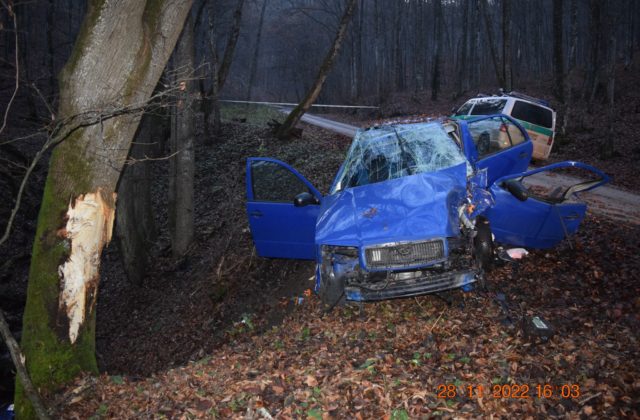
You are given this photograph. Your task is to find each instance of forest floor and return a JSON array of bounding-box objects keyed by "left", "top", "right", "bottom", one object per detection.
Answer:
[{"left": 1, "top": 78, "right": 640, "bottom": 418}]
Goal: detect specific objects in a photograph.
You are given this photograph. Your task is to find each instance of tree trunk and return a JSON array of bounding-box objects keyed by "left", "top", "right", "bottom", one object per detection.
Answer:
[
  {"left": 217, "top": 0, "right": 245, "bottom": 90},
  {"left": 431, "top": 0, "right": 443, "bottom": 101},
  {"left": 585, "top": 0, "right": 602, "bottom": 102},
  {"left": 480, "top": 0, "right": 504, "bottom": 88},
  {"left": 115, "top": 115, "right": 158, "bottom": 285},
  {"left": 14, "top": 2, "right": 191, "bottom": 418},
  {"left": 170, "top": 12, "right": 195, "bottom": 258},
  {"left": 561, "top": 0, "right": 578, "bottom": 136},
  {"left": 471, "top": 0, "right": 480, "bottom": 91},
  {"left": 394, "top": 2, "right": 404, "bottom": 91},
  {"left": 246, "top": 0, "right": 268, "bottom": 103},
  {"left": 456, "top": 0, "right": 470, "bottom": 98},
  {"left": 201, "top": 0, "right": 243, "bottom": 138},
  {"left": 47, "top": 0, "right": 56, "bottom": 97},
  {"left": 276, "top": 0, "right": 357, "bottom": 140},
  {"left": 502, "top": 0, "right": 512, "bottom": 91},
  {"left": 207, "top": 5, "right": 222, "bottom": 137},
  {"left": 553, "top": 0, "right": 565, "bottom": 103},
  {"left": 356, "top": 0, "right": 364, "bottom": 99},
  {"left": 601, "top": 16, "right": 617, "bottom": 159}
]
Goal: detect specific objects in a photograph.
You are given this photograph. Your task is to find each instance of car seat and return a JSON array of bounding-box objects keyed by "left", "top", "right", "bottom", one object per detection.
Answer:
[{"left": 477, "top": 131, "right": 490, "bottom": 155}]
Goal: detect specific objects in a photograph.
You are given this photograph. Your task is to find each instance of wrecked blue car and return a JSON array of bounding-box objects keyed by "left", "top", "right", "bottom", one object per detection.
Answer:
[{"left": 246, "top": 115, "right": 608, "bottom": 305}]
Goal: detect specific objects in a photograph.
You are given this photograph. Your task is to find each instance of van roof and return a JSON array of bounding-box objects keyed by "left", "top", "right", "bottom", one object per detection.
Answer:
[{"left": 470, "top": 92, "right": 552, "bottom": 109}]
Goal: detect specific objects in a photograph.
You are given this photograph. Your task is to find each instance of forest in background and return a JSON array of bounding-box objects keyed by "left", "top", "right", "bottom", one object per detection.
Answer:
[
  {"left": 1, "top": 0, "right": 640, "bottom": 418},
  {"left": 5, "top": 0, "right": 640, "bottom": 110}
]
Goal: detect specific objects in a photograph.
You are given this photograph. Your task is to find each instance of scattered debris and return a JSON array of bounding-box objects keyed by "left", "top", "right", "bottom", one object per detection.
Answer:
[{"left": 506, "top": 248, "right": 529, "bottom": 260}]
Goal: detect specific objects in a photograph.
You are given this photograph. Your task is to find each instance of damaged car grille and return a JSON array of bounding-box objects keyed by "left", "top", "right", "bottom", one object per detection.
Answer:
[{"left": 365, "top": 239, "right": 445, "bottom": 269}]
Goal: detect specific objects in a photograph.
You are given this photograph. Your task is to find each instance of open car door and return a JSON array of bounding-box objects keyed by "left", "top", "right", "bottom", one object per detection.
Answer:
[
  {"left": 484, "top": 161, "right": 609, "bottom": 249},
  {"left": 246, "top": 158, "right": 322, "bottom": 259}
]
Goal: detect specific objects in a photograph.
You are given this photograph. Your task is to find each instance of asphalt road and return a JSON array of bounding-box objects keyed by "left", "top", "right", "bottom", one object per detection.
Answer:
[{"left": 288, "top": 110, "right": 640, "bottom": 225}]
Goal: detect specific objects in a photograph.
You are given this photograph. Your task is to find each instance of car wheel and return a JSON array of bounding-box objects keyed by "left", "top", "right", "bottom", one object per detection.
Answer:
[
  {"left": 474, "top": 217, "right": 493, "bottom": 272},
  {"left": 318, "top": 272, "right": 345, "bottom": 309}
]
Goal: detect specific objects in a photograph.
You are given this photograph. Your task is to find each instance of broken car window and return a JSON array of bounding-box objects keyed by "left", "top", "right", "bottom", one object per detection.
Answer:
[
  {"left": 332, "top": 123, "right": 468, "bottom": 193},
  {"left": 467, "top": 117, "right": 515, "bottom": 158}
]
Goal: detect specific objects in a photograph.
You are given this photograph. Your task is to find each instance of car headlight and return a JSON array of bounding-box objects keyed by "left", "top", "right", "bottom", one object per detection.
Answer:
[
  {"left": 320, "top": 245, "right": 359, "bottom": 279},
  {"left": 321, "top": 245, "right": 358, "bottom": 258}
]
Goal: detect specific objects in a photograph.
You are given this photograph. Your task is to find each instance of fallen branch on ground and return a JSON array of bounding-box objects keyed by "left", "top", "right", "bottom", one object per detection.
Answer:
[{"left": 0, "top": 309, "right": 51, "bottom": 420}]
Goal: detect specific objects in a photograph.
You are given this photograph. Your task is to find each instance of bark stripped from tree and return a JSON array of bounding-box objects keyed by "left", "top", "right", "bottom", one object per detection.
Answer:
[
  {"left": 276, "top": 0, "right": 357, "bottom": 140},
  {"left": 57, "top": 189, "right": 115, "bottom": 344}
]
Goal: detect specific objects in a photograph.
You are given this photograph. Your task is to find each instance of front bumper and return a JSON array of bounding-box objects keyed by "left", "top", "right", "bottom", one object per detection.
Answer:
[{"left": 344, "top": 269, "right": 477, "bottom": 301}]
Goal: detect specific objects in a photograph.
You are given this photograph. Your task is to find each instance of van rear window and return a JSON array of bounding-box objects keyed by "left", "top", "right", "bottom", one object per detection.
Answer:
[
  {"left": 470, "top": 99, "right": 507, "bottom": 115},
  {"left": 511, "top": 101, "right": 553, "bottom": 128}
]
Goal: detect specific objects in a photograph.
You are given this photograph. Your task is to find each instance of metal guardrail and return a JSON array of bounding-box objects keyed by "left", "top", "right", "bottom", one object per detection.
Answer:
[{"left": 218, "top": 99, "right": 379, "bottom": 109}]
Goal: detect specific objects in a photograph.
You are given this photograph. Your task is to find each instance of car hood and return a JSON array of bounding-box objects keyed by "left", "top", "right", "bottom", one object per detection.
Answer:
[{"left": 316, "top": 163, "right": 467, "bottom": 247}]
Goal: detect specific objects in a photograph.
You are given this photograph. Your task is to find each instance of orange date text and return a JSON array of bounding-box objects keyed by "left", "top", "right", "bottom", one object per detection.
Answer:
[{"left": 436, "top": 383, "right": 581, "bottom": 399}]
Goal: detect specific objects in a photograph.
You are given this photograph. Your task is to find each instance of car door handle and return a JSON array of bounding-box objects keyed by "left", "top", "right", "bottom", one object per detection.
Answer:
[
  {"left": 249, "top": 211, "right": 263, "bottom": 217},
  {"left": 519, "top": 152, "right": 528, "bottom": 158}
]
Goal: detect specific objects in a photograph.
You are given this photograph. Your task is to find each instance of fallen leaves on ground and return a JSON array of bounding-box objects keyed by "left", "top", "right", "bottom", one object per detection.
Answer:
[{"left": 56, "top": 214, "right": 640, "bottom": 418}]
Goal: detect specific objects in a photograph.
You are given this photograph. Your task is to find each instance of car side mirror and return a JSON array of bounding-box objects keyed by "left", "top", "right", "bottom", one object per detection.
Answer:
[
  {"left": 294, "top": 192, "right": 320, "bottom": 207},
  {"left": 502, "top": 179, "right": 528, "bottom": 201}
]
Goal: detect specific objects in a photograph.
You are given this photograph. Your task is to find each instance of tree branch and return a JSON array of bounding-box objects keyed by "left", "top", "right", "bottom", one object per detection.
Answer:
[
  {"left": 0, "top": 84, "right": 186, "bottom": 247},
  {"left": 0, "top": 310, "right": 51, "bottom": 420},
  {"left": 0, "top": 0, "right": 20, "bottom": 136}
]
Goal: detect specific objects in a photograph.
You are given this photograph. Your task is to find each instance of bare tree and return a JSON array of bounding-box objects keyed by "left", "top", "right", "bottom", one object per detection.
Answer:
[
  {"left": 276, "top": 0, "right": 358, "bottom": 140},
  {"left": 502, "top": 0, "right": 512, "bottom": 91},
  {"left": 170, "top": 12, "right": 196, "bottom": 258},
  {"left": 13, "top": 1, "right": 192, "bottom": 417},
  {"left": 455, "top": 0, "right": 470, "bottom": 98},
  {"left": 246, "top": 0, "right": 268, "bottom": 103},
  {"left": 218, "top": 0, "right": 245, "bottom": 90},
  {"left": 115, "top": 115, "right": 159, "bottom": 285},
  {"left": 205, "top": 0, "right": 245, "bottom": 137},
  {"left": 561, "top": 0, "right": 578, "bottom": 136},
  {"left": 431, "top": 0, "right": 443, "bottom": 100},
  {"left": 480, "top": 0, "right": 504, "bottom": 88}
]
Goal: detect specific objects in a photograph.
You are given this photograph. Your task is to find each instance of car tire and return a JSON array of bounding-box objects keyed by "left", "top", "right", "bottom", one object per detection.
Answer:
[
  {"left": 318, "top": 272, "right": 345, "bottom": 310},
  {"left": 474, "top": 217, "right": 493, "bottom": 272}
]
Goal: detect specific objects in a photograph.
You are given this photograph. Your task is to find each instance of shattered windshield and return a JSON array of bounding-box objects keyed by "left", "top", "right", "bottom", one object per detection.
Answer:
[{"left": 332, "top": 123, "right": 468, "bottom": 193}]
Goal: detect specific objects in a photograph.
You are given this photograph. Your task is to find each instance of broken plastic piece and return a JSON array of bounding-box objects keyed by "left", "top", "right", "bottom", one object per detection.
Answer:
[
  {"left": 506, "top": 248, "right": 529, "bottom": 259},
  {"left": 523, "top": 315, "right": 554, "bottom": 342}
]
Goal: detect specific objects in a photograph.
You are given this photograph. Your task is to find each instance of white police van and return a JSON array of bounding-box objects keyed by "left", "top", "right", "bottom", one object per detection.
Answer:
[{"left": 453, "top": 92, "right": 556, "bottom": 160}]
